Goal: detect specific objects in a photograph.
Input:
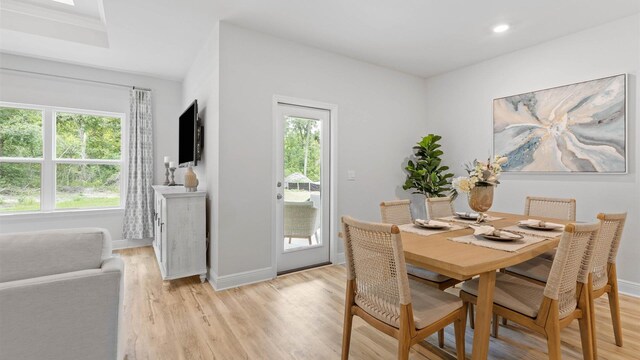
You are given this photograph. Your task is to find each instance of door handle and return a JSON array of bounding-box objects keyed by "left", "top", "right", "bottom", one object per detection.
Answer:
[{"left": 276, "top": 193, "right": 283, "bottom": 200}]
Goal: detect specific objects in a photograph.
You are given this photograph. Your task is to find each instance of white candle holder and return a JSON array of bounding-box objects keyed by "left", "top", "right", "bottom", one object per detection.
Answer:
[
  {"left": 163, "top": 162, "right": 170, "bottom": 185},
  {"left": 169, "top": 167, "right": 177, "bottom": 186}
]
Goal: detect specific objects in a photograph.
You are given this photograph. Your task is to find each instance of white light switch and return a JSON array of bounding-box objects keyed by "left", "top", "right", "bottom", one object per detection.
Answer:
[{"left": 347, "top": 170, "right": 356, "bottom": 181}]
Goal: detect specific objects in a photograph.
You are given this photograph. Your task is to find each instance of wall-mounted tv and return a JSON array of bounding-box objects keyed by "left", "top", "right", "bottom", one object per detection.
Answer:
[{"left": 178, "top": 100, "right": 203, "bottom": 167}]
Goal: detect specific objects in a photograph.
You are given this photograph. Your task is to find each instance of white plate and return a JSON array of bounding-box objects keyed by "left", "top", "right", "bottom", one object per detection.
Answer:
[
  {"left": 480, "top": 231, "right": 523, "bottom": 242},
  {"left": 455, "top": 212, "right": 478, "bottom": 220},
  {"left": 518, "top": 223, "right": 562, "bottom": 231},
  {"left": 414, "top": 221, "right": 450, "bottom": 230}
]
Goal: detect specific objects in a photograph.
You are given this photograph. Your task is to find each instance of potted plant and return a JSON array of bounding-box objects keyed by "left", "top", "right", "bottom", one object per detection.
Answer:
[{"left": 403, "top": 134, "right": 455, "bottom": 198}]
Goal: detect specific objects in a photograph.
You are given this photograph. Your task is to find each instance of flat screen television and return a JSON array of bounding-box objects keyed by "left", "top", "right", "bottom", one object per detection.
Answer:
[{"left": 178, "top": 100, "right": 202, "bottom": 167}]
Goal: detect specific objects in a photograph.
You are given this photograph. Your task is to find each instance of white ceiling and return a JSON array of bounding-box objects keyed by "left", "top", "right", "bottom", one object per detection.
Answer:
[{"left": 1, "top": 0, "right": 638, "bottom": 80}]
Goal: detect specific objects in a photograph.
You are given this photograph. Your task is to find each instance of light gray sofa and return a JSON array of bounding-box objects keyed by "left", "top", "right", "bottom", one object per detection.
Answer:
[{"left": 0, "top": 228, "right": 124, "bottom": 360}]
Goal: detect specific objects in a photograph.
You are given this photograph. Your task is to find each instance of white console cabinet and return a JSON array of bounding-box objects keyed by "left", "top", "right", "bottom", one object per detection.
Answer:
[{"left": 152, "top": 185, "right": 207, "bottom": 282}]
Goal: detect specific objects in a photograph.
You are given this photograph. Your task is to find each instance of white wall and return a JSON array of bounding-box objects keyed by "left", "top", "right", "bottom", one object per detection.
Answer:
[
  {"left": 424, "top": 14, "right": 640, "bottom": 291},
  {"left": 181, "top": 24, "right": 220, "bottom": 275},
  {"left": 182, "top": 22, "right": 430, "bottom": 287},
  {"left": 217, "top": 23, "right": 429, "bottom": 278},
  {"left": 0, "top": 54, "right": 182, "bottom": 246}
]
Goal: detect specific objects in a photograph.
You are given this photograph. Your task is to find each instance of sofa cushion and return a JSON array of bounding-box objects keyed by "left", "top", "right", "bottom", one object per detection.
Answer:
[{"left": 0, "top": 228, "right": 111, "bottom": 283}]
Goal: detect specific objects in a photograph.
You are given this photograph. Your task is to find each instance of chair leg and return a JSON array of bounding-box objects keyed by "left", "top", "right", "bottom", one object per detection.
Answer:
[
  {"left": 454, "top": 304, "right": 467, "bottom": 360},
  {"left": 438, "top": 329, "right": 444, "bottom": 348},
  {"left": 501, "top": 317, "right": 508, "bottom": 326},
  {"left": 397, "top": 328, "right": 411, "bottom": 360},
  {"left": 288, "top": 237, "right": 292, "bottom": 244},
  {"left": 342, "top": 280, "right": 355, "bottom": 360},
  {"left": 578, "top": 313, "right": 594, "bottom": 360},
  {"left": 468, "top": 304, "right": 475, "bottom": 329},
  {"left": 491, "top": 314, "right": 499, "bottom": 338},
  {"left": 608, "top": 283, "right": 623, "bottom": 346},
  {"left": 341, "top": 313, "right": 354, "bottom": 360},
  {"left": 588, "top": 285, "right": 598, "bottom": 360},
  {"left": 308, "top": 236, "right": 312, "bottom": 245},
  {"left": 546, "top": 322, "right": 562, "bottom": 360}
]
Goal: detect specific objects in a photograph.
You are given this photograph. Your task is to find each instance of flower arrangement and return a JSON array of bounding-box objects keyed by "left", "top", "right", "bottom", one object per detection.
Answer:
[{"left": 453, "top": 155, "right": 508, "bottom": 194}]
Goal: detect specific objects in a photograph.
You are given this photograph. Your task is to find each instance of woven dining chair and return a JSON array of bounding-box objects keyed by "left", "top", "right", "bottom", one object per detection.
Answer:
[
  {"left": 425, "top": 196, "right": 455, "bottom": 219},
  {"left": 380, "top": 199, "right": 462, "bottom": 347},
  {"left": 460, "top": 222, "right": 600, "bottom": 360},
  {"left": 379, "top": 200, "right": 413, "bottom": 225},
  {"left": 587, "top": 213, "right": 627, "bottom": 357},
  {"left": 493, "top": 196, "right": 579, "bottom": 329},
  {"left": 525, "top": 196, "right": 576, "bottom": 221},
  {"left": 498, "top": 213, "right": 627, "bottom": 355},
  {"left": 340, "top": 216, "right": 467, "bottom": 360},
  {"left": 523, "top": 196, "right": 576, "bottom": 262}
]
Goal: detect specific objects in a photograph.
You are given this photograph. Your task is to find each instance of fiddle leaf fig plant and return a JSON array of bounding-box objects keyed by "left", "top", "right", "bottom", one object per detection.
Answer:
[{"left": 402, "top": 134, "right": 455, "bottom": 198}]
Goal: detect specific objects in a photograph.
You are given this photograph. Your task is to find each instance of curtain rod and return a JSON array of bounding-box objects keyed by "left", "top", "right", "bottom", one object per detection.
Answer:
[{"left": 0, "top": 67, "right": 152, "bottom": 91}]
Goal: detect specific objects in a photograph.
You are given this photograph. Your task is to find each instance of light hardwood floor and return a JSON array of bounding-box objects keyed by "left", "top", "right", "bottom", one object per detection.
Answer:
[{"left": 119, "top": 247, "right": 639, "bottom": 359}]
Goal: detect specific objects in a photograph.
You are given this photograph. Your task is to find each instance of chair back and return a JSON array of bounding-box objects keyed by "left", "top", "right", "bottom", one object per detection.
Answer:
[
  {"left": 426, "top": 196, "right": 455, "bottom": 219},
  {"left": 591, "top": 213, "right": 627, "bottom": 290},
  {"left": 379, "top": 199, "right": 412, "bottom": 225},
  {"left": 525, "top": 196, "right": 576, "bottom": 221},
  {"left": 543, "top": 222, "right": 599, "bottom": 319},
  {"left": 284, "top": 201, "right": 318, "bottom": 237},
  {"left": 341, "top": 216, "right": 411, "bottom": 327}
]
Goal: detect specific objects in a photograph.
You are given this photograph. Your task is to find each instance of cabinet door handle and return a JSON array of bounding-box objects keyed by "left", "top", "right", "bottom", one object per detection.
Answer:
[{"left": 160, "top": 223, "right": 164, "bottom": 232}]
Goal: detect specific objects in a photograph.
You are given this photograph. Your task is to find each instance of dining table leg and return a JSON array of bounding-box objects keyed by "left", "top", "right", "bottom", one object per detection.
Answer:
[{"left": 471, "top": 270, "right": 497, "bottom": 360}]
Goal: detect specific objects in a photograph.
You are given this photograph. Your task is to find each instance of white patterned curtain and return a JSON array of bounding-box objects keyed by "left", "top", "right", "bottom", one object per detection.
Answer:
[{"left": 123, "top": 89, "right": 154, "bottom": 240}]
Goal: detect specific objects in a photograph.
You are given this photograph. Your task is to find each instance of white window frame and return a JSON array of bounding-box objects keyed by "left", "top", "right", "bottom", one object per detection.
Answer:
[{"left": 0, "top": 101, "right": 127, "bottom": 214}]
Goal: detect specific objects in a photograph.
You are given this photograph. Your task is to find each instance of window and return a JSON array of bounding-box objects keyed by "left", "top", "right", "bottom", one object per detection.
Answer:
[{"left": 0, "top": 103, "right": 125, "bottom": 213}]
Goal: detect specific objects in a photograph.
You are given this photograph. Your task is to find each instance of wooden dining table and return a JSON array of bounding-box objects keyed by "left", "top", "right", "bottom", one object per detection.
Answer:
[{"left": 401, "top": 211, "right": 570, "bottom": 360}]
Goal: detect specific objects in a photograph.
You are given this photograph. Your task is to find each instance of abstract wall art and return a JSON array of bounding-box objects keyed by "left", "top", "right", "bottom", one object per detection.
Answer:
[{"left": 493, "top": 74, "right": 626, "bottom": 173}]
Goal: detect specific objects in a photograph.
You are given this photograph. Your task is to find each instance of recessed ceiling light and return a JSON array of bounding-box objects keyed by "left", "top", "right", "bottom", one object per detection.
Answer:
[
  {"left": 52, "top": 0, "right": 75, "bottom": 5},
  {"left": 493, "top": 24, "right": 510, "bottom": 33}
]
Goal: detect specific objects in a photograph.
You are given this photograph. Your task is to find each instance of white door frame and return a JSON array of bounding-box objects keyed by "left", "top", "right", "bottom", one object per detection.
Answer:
[{"left": 271, "top": 95, "right": 338, "bottom": 278}]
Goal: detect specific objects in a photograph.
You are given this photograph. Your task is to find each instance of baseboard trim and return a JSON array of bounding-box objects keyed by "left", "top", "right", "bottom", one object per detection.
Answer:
[
  {"left": 334, "top": 252, "right": 345, "bottom": 265},
  {"left": 112, "top": 238, "right": 153, "bottom": 250},
  {"left": 618, "top": 279, "right": 640, "bottom": 298},
  {"left": 208, "top": 266, "right": 274, "bottom": 291}
]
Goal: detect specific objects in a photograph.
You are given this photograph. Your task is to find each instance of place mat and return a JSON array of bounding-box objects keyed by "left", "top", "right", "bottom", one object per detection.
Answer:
[
  {"left": 502, "top": 225, "right": 564, "bottom": 238},
  {"left": 448, "top": 233, "right": 550, "bottom": 252},
  {"left": 439, "top": 215, "right": 503, "bottom": 224},
  {"left": 399, "top": 223, "right": 465, "bottom": 237}
]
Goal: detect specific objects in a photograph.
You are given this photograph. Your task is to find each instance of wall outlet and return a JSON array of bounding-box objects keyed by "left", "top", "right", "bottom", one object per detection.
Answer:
[{"left": 347, "top": 170, "right": 356, "bottom": 181}]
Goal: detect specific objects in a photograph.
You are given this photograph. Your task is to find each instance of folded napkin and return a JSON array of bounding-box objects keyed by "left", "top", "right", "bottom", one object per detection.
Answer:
[
  {"left": 469, "top": 225, "right": 522, "bottom": 239},
  {"left": 518, "top": 219, "right": 564, "bottom": 229},
  {"left": 415, "top": 219, "right": 450, "bottom": 227},
  {"left": 455, "top": 211, "right": 478, "bottom": 219}
]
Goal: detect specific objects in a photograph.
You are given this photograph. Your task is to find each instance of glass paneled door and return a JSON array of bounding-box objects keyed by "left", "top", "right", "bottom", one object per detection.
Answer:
[{"left": 275, "top": 103, "right": 330, "bottom": 274}]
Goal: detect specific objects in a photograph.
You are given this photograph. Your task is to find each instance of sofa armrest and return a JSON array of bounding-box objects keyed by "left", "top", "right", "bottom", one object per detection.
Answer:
[
  {"left": 0, "top": 228, "right": 113, "bottom": 283},
  {"left": 102, "top": 256, "right": 125, "bottom": 273},
  {"left": 101, "top": 256, "right": 125, "bottom": 360},
  {"left": 0, "top": 256, "right": 124, "bottom": 360}
]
